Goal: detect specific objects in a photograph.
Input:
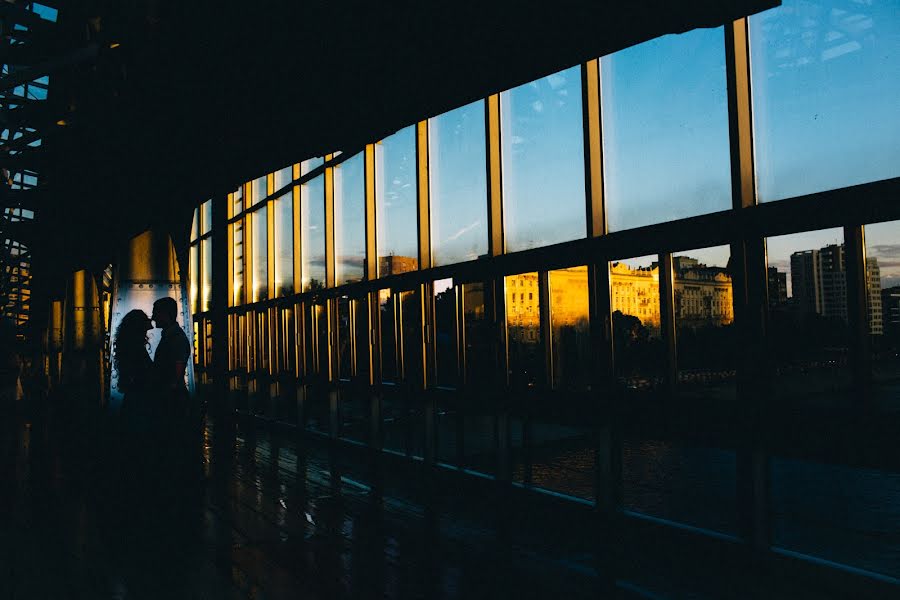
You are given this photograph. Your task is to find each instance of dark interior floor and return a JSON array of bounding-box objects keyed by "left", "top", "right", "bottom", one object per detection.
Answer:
[{"left": 0, "top": 400, "right": 891, "bottom": 599}]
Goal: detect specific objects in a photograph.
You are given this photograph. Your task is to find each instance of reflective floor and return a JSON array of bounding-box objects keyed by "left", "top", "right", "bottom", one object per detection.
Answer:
[{"left": 0, "top": 403, "right": 892, "bottom": 599}]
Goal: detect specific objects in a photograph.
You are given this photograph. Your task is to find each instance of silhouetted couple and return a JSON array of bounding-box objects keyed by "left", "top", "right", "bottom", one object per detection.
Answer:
[{"left": 114, "top": 297, "right": 191, "bottom": 474}]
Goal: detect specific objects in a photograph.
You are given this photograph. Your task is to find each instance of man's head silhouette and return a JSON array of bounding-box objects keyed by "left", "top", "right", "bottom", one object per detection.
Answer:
[{"left": 151, "top": 297, "right": 178, "bottom": 329}]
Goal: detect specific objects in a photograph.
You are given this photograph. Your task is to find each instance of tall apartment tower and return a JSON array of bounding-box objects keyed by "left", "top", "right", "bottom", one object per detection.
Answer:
[
  {"left": 767, "top": 266, "right": 788, "bottom": 307},
  {"left": 866, "top": 258, "right": 883, "bottom": 335},
  {"left": 790, "top": 250, "right": 822, "bottom": 315}
]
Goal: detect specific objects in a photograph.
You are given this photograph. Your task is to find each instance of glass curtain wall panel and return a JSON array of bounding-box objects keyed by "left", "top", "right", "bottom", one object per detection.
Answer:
[
  {"left": 274, "top": 165, "right": 293, "bottom": 192},
  {"left": 766, "top": 228, "right": 850, "bottom": 408},
  {"left": 622, "top": 440, "right": 738, "bottom": 535},
  {"left": 462, "top": 281, "right": 496, "bottom": 475},
  {"left": 278, "top": 305, "right": 298, "bottom": 424},
  {"left": 434, "top": 278, "right": 459, "bottom": 465},
  {"left": 610, "top": 255, "right": 665, "bottom": 394},
  {"left": 354, "top": 296, "right": 371, "bottom": 382},
  {"left": 340, "top": 296, "right": 371, "bottom": 445},
  {"left": 201, "top": 237, "right": 212, "bottom": 312},
  {"left": 233, "top": 185, "right": 243, "bottom": 215},
  {"left": 601, "top": 28, "right": 732, "bottom": 231},
  {"left": 305, "top": 302, "right": 330, "bottom": 435},
  {"left": 189, "top": 244, "right": 198, "bottom": 313},
  {"left": 301, "top": 156, "right": 324, "bottom": 176},
  {"left": 301, "top": 175, "right": 326, "bottom": 291},
  {"left": 530, "top": 266, "right": 595, "bottom": 500},
  {"left": 190, "top": 207, "right": 198, "bottom": 242},
  {"left": 375, "top": 126, "right": 419, "bottom": 276},
  {"left": 500, "top": 67, "right": 585, "bottom": 252},
  {"left": 750, "top": 0, "right": 900, "bottom": 202},
  {"left": 771, "top": 457, "right": 900, "bottom": 578},
  {"left": 863, "top": 220, "right": 900, "bottom": 412},
  {"left": 506, "top": 272, "right": 542, "bottom": 483},
  {"left": 231, "top": 220, "right": 244, "bottom": 306},
  {"left": 401, "top": 288, "right": 425, "bottom": 458},
  {"left": 334, "top": 151, "right": 366, "bottom": 285},
  {"left": 250, "top": 175, "right": 267, "bottom": 207},
  {"left": 274, "top": 191, "right": 294, "bottom": 296},
  {"left": 251, "top": 207, "right": 268, "bottom": 302},
  {"left": 672, "top": 246, "right": 736, "bottom": 403},
  {"left": 379, "top": 289, "right": 398, "bottom": 382},
  {"left": 429, "top": 101, "right": 488, "bottom": 266},
  {"left": 380, "top": 289, "right": 406, "bottom": 455},
  {"left": 201, "top": 199, "right": 212, "bottom": 235},
  {"left": 337, "top": 296, "right": 353, "bottom": 380}
]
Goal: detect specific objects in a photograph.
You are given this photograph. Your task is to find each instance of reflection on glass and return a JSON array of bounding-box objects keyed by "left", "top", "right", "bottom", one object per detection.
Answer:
[
  {"left": 862, "top": 221, "right": 897, "bottom": 412},
  {"left": 305, "top": 302, "right": 330, "bottom": 433},
  {"left": 751, "top": 0, "right": 900, "bottom": 202},
  {"left": 434, "top": 279, "right": 458, "bottom": 388},
  {"left": 301, "top": 156, "right": 324, "bottom": 176},
  {"left": 506, "top": 273, "right": 542, "bottom": 388},
  {"left": 401, "top": 288, "right": 425, "bottom": 458},
  {"left": 549, "top": 266, "right": 590, "bottom": 390},
  {"left": 189, "top": 244, "right": 198, "bottom": 313},
  {"left": 231, "top": 220, "right": 244, "bottom": 306},
  {"left": 301, "top": 176, "right": 326, "bottom": 291},
  {"left": 379, "top": 289, "right": 397, "bottom": 381},
  {"left": 201, "top": 237, "right": 212, "bottom": 312},
  {"left": 251, "top": 207, "right": 268, "bottom": 302},
  {"left": 251, "top": 175, "right": 267, "bottom": 206},
  {"left": 672, "top": 246, "right": 735, "bottom": 400},
  {"left": 334, "top": 152, "right": 366, "bottom": 285},
  {"left": 274, "top": 165, "right": 293, "bottom": 191},
  {"left": 501, "top": 67, "right": 585, "bottom": 252},
  {"left": 610, "top": 255, "right": 665, "bottom": 391},
  {"left": 376, "top": 126, "right": 419, "bottom": 276},
  {"left": 190, "top": 208, "right": 198, "bottom": 242},
  {"left": 771, "top": 457, "right": 900, "bottom": 578},
  {"left": 602, "top": 28, "right": 731, "bottom": 231},
  {"left": 201, "top": 200, "right": 212, "bottom": 235},
  {"left": 354, "top": 296, "right": 370, "bottom": 380},
  {"left": 767, "top": 228, "right": 849, "bottom": 407},
  {"left": 429, "top": 101, "right": 488, "bottom": 265},
  {"left": 273, "top": 192, "right": 294, "bottom": 296},
  {"left": 337, "top": 297, "right": 352, "bottom": 380},
  {"left": 462, "top": 282, "right": 495, "bottom": 475},
  {"left": 232, "top": 185, "right": 243, "bottom": 216},
  {"left": 623, "top": 439, "right": 738, "bottom": 534}
]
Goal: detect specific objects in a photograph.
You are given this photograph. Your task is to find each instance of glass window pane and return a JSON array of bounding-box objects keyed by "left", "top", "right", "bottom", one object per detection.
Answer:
[
  {"left": 250, "top": 175, "right": 267, "bottom": 207},
  {"left": 549, "top": 266, "right": 590, "bottom": 390},
  {"left": 376, "top": 126, "right": 419, "bottom": 276},
  {"left": 500, "top": 66, "right": 585, "bottom": 252},
  {"left": 338, "top": 296, "right": 352, "bottom": 380},
  {"left": 231, "top": 220, "right": 244, "bottom": 306},
  {"left": 274, "top": 165, "right": 293, "bottom": 191},
  {"left": 401, "top": 288, "right": 425, "bottom": 458},
  {"left": 767, "top": 228, "right": 850, "bottom": 407},
  {"left": 434, "top": 279, "right": 458, "bottom": 388},
  {"left": 672, "top": 246, "right": 736, "bottom": 401},
  {"left": 354, "top": 297, "right": 370, "bottom": 381},
  {"left": 429, "top": 101, "right": 488, "bottom": 266},
  {"left": 602, "top": 28, "right": 731, "bottom": 231},
  {"left": 201, "top": 237, "right": 212, "bottom": 312},
  {"left": 863, "top": 220, "right": 898, "bottom": 412},
  {"left": 462, "top": 281, "right": 496, "bottom": 476},
  {"left": 610, "top": 255, "right": 665, "bottom": 393},
  {"left": 379, "top": 289, "right": 398, "bottom": 382},
  {"left": 301, "top": 156, "right": 324, "bottom": 176},
  {"left": 274, "top": 192, "right": 294, "bottom": 296},
  {"left": 190, "top": 207, "right": 198, "bottom": 242},
  {"left": 506, "top": 273, "right": 542, "bottom": 389},
  {"left": 251, "top": 207, "right": 268, "bottom": 302},
  {"left": 189, "top": 244, "right": 198, "bottom": 313},
  {"left": 201, "top": 200, "right": 212, "bottom": 235},
  {"left": 751, "top": 0, "right": 900, "bottom": 202},
  {"left": 334, "top": 152, "right": 366, "bottom": 285},
  {"left": 301, "top": 175, "right": 326, "bottom": 291},
  {"left": 232, "top": 186, "right": 243, "bottom": 216}
]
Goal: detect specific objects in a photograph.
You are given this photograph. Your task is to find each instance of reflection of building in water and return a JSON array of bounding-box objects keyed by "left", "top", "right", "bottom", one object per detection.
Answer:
[
  {"left": 610, "top": 262, "right": 661, "bottom": 331},
  {"left": 378, "top": 255, "right": 418, "bottom": 276},
  {"left": 673, "top": 263, "right": 733, "bottom": 327},
  {"left": 789, "top": 244, "right": 882, "bottom": 334},
  {"left": 767, "top": 267, "right": 788, "bottom": 307}
]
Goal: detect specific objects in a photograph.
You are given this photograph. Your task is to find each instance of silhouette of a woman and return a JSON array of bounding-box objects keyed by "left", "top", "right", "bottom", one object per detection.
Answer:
[{"left": 114, "top": 309, "right": 153, "bottom": 426}]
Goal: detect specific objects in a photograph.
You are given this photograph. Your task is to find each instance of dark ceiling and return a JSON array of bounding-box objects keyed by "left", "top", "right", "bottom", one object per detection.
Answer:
[{"left": 10, "top": 0, "right": 778, "bottom": 293}]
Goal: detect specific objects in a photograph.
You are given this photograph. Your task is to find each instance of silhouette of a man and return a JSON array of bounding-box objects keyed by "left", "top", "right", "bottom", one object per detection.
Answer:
[{"left": 151, "top": 297, "right": 190, "bottom": 407}]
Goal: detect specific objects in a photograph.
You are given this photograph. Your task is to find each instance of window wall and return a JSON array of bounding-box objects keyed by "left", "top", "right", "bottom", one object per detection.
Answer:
[{"left": 212, "top": 4, "right": 900, "bottom": 583}]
